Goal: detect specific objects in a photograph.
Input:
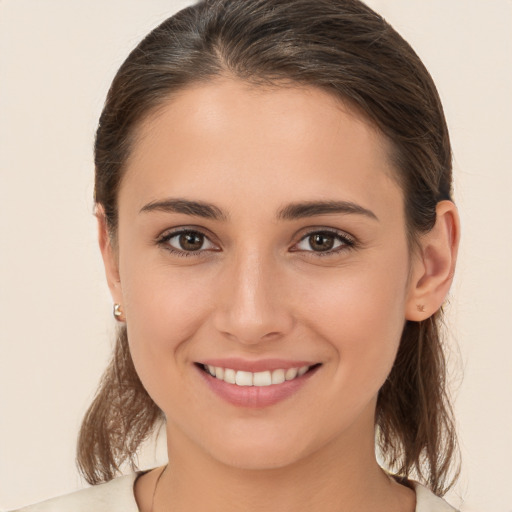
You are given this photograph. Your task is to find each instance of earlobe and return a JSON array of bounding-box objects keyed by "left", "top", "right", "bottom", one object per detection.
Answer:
[
  {"left": 405, "top": 200, "right": 460, "bottom": 321},
  {"left": 96, "top": 206, "right": 123, "bottom": 304}
]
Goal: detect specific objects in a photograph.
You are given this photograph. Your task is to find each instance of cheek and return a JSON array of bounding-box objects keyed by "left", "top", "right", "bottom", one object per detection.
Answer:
[
  {"left": 300, "top": 259, "right": 409, "bottom": 397},
  {"left": 120, "top": 261, "right": 214, "bottom": 403},
  {"left": 124, "top": 268, "right": 210, "bottom": 339}
]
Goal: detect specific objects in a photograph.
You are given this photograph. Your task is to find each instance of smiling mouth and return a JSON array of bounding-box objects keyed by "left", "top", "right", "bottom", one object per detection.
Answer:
[{"left": 197, "top": 363, "right": 321, "bottom": 387}]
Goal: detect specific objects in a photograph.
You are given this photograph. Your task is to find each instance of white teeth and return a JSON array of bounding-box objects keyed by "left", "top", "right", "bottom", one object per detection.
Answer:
[
  {"left": 285, "top": 367, "right": 298, "bottom": 380},
  {"left": 224, "top": 368, "right": 236, "bottom": 384},
  {"left": 235, "top": 371, "right": 253, "bottom": 386},
  {"left": 271, "top": 369, "right": 285, "bottom": 385},
  {"left": 298, "top": 365, "right": 309, "bottom": 376},
  {"left": 203, "top": 364, "right": 313, "bottom": 387},
  {"left": 253, "top": 371, "right": 272, "bottom": 386}
]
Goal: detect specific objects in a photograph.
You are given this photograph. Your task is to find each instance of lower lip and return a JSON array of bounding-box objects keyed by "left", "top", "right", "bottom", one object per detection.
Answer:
[{"left": 196, "top": 365, "right": 319, "bottom": 408}]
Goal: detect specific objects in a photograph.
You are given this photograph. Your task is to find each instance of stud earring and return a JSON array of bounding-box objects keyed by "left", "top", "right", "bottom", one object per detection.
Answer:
[
  {"left": 113, "top": 303, "right": 124, "bottom": 321},
  {"left": 416, "top": 304, "right": 426, "bottom": 313}
]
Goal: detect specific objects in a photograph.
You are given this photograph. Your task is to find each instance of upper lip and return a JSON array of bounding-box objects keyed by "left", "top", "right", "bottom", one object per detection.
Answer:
[{"left": 197, "top": 358, "right": 318, "bottom": 373}]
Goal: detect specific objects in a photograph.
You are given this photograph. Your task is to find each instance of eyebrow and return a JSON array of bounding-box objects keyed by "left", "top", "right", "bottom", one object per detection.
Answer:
[{"left": 140, "top": 198, "right": 378, "bottom": 222}]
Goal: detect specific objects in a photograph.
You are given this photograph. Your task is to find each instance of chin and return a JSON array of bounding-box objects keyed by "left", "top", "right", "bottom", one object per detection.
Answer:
[
  {"left": 211, "top": 444, "right": 307, "bottom": 471},
  {"left": 197, "top": 425, "right": 329, "bottom": 472}
]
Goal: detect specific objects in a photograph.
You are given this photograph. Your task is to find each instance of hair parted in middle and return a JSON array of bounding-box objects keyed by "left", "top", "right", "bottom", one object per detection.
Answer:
[{"left": 78, "top": 0, "right": 459, "bottom": 495}]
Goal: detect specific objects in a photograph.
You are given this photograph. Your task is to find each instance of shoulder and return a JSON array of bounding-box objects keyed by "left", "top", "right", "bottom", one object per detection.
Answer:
[
  {"left": 10, "top": 474, "right": 458, "bottom": 512},
  {"left": 11, "top": 473, "right": 140, "bottom": 512},
  {"left": 412, "top": 482, "right": 459, "bottom": 512}
]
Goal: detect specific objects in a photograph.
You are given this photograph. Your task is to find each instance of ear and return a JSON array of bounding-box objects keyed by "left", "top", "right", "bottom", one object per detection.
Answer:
[
  {"left": 405, "top": 200, "right": 460, "bottom": 321},
  {"left": 96, "top": 206, "right": 123, "bottom": 306}
]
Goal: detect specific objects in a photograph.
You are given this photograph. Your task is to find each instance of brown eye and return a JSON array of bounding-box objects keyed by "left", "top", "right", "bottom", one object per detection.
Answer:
[
  {"left": 159, "top": 229, "right": 217, "bottom": 256},
  {"left": 178, "top": 231, "right": 205, "bottom": 251},
  {"left": 308, "top": 233, "right": 335, "bottom": 252},
  {"left": 293, "top": 229, "right": 355, "bottom": 256}
]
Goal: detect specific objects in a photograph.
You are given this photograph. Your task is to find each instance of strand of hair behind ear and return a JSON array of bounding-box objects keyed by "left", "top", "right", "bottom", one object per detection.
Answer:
[
  {"left": 376, "top": 313, "right": 460, "bottom": 496},
  {"left": 76, "top": 327, "right": 163, "bottom": 485}
]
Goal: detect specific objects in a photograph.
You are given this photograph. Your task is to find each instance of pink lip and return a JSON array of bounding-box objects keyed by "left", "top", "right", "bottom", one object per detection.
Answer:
[
  {"left": 199, "top": 358, "right": 314, "bottom": 372},
  {"left": 195, "top": 361, "right": 320, "bottom": 408}
]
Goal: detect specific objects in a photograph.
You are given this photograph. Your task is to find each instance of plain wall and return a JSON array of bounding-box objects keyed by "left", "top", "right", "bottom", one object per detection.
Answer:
[{"left": 1, "top": 1, "right": 511, "bottom": 510}]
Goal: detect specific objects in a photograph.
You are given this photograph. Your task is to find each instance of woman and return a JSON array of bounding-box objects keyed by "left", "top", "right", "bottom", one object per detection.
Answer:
[{"left": 15, "top": 0, "right": 460, "bottom": 510}]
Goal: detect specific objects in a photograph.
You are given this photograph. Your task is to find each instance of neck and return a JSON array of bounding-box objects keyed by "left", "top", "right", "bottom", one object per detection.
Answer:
[{"left": 146, "top": 419, "right": 414, "bottom": 512}]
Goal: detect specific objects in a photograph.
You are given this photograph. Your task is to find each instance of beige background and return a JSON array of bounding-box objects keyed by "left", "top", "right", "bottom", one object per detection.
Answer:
[{"left": 1, "top": 1, "right": 511, "bottom": 510}]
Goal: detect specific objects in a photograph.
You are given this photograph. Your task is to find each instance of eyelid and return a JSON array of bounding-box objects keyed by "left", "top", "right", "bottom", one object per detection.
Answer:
[
  {"left": 298, "top": 226, "right": 355, "bottom": 243},
  {"left": 156, "top": 225, "right": 217, "bottom": 243},
  {"left": 156, "top": 227, "right": 220, "bottom": 257},
  {"left": 291, "top": 227, "right": 356, "bottom": 256}
]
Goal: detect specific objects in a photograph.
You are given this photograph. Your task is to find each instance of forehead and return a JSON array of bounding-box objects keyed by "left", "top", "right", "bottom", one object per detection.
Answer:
[{"left": 121, "top": 78, "right": 402, "bottom": 221}]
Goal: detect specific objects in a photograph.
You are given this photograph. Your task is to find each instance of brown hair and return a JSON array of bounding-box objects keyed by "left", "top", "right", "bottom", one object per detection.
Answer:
[{"left": 79, "top": 0, "right": 459, "bottom": 495}]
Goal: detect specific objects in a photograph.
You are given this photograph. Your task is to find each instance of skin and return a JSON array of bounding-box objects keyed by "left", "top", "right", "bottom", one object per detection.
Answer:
[{"left": 98, "top": 78, "right": 459, "bottom": 512}]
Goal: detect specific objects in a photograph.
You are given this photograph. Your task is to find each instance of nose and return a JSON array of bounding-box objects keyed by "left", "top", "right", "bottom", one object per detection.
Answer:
[{"left": 212, "top": 251, "right": 295, "bottom": 345}]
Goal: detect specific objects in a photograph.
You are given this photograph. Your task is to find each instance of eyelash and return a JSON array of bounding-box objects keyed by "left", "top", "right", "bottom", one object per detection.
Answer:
[{"left": 156, "top": 227, "right": 356, "bottom": 259}]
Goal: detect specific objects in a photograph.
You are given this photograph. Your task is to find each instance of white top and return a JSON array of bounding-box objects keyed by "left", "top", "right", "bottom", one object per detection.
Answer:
[{"left": 13, "top": 473, "right": 458, "bottom": 512}]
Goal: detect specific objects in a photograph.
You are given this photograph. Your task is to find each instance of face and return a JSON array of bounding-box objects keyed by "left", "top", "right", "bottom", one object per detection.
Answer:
[{"left": 104, "top": 78, "right": 422, "bottom": 470}]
